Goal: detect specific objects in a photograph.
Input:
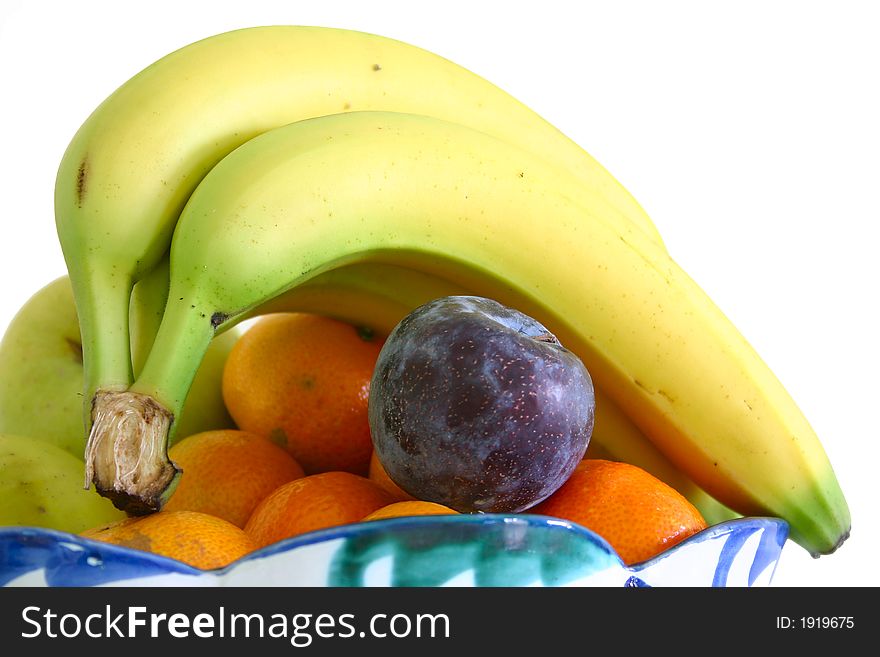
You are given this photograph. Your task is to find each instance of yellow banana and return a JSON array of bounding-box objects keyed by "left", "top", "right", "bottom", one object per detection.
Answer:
[
  {"left": 55, "top": 25, "right": 662, "bottom": 435},
  {"left": 89, "top": 112, "right": 846, "bottom": 555}
]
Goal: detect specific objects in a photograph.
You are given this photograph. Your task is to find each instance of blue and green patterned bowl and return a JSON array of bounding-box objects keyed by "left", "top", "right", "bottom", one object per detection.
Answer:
[{"left": 0, "top": 515, "right": 787, "bottom": 587}]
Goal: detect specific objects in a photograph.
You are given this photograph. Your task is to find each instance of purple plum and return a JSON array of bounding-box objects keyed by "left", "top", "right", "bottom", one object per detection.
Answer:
[{"left": 368, "top": 296, "right": 594, "bottom": 513}]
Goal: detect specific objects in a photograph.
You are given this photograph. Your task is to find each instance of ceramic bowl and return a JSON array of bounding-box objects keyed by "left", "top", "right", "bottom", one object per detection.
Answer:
[{"left": 0, "top": 514, "right": 787, "bottom": 587}]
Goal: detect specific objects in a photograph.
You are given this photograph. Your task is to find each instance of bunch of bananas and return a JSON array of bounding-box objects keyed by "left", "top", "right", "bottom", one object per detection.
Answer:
[{"left": 51, "top": 26, "right": 848, "bottom": 556}]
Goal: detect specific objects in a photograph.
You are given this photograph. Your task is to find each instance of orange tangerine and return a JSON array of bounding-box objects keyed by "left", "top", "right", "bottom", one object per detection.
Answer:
[
  {"left": 368, "top": 451, "right": 416, "bottom": 502},
  {"left": 81, "top": 510, "right": 255, "bottom": 570},
  {"left": 362, "top": 501, "right": 459, "bottom": 521},
  {"left": 244, "top": 471, "right": 395, "bottom": 548},
  {"left": 163, "top": 429, "right": 305, "bottom": 528},
  {"left": 222, "top": 313, "right": 384, "bottom": 475},
  {"left": 532, "top": 459, "right": 707, "bottom": 565}
]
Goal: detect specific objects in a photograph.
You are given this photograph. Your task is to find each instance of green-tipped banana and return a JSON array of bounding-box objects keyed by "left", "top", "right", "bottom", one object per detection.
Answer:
[
  {"left": 98, "top": 111, "right": 847, "bottom": 554},
  {"left": 55, "top": 25, "right": 663, "bottom": 440}
]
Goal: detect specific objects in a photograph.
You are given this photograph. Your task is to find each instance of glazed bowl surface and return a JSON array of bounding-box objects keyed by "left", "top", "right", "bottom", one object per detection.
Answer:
[{"left": 0, "top": 515, "right": 788, "bottom": 587}]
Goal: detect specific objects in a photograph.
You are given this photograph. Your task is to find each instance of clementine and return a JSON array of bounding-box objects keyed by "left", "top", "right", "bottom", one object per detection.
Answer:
[
  {"left": 163, "top": 429, "right": 305, "bottom": 528},
  {"left": 531, "top": 459, "right": 707, "bottom": 565},
  {"left": 81, "top": 510, "right": 255, "bottom": 570},
  {"left": 222, "top": 313, "right": 384, "bottom": 475},
  {"left": 368, "top": 451, "right": 416, "bottom": 502},
  {"left": 244, "top": 471, "right": 395, "bottom": 548},
  {"left": 362, "top": 501, "right": 459, "bottom": 521}
]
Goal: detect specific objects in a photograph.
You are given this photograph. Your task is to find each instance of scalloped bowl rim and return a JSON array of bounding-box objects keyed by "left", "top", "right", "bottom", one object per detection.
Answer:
[{"left": 0, "top": 514, "right": 789, "bottom": 586}]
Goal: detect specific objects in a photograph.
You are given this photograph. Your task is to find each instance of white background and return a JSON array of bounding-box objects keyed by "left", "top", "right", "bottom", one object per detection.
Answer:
[{"left": 0, "top": 0, "right": 877, "bottom": 586}]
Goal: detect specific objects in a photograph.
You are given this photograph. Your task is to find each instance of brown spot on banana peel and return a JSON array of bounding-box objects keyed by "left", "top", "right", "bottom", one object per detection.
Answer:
[
  {"left": 210, "top": 312, "right": 229, "bottom": 329},
  {"left": 632, "top": 378, "right": 675, "bottom": 404},
  {"left": 65, "top": 337, "right": 83, "bottom": 364},
  {"left": 76, "top": 157, "right": 88, "bottom": 208},
  {"left": 658, "top": 389, "right": 675, "bottom": 403}
]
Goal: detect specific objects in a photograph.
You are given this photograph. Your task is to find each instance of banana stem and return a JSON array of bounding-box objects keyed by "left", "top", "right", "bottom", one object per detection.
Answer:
[
  {"left": 74, "top": 267, "right": 182, "bottom": 514},
  {"left": 130, "top": 296, "right": 217, "bottom": 420},
  {"left": 85, "top": 296, "right": 216, "bottom": 513},
  {"left": 85, "top": 389, "right": 177, "bottom": 514},
  {"left": 72, "top": 269, "right": 136, "bottom": 433}
]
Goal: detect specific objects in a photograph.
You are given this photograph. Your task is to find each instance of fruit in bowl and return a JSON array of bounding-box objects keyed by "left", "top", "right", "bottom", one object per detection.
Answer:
[
  {"left": 65, "top": 104, "right": 848, "bottom": 558},
  {"left": 0, "top": 301, "right": 789, "bottom": 586},
  {"left": 0, "top": 25, "right": 850, "bottom": 587}
]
